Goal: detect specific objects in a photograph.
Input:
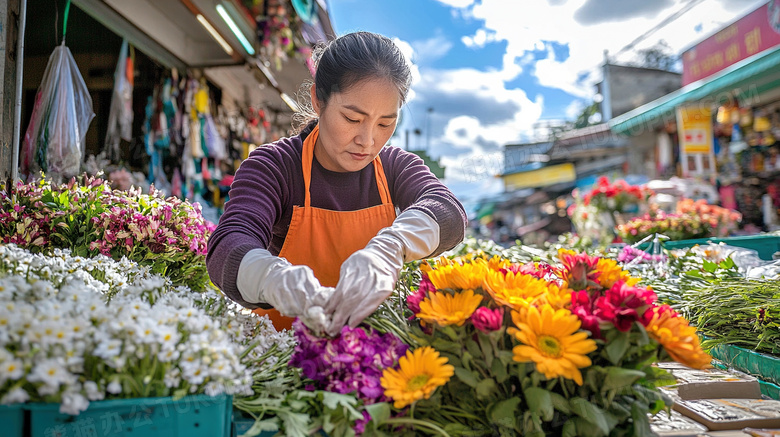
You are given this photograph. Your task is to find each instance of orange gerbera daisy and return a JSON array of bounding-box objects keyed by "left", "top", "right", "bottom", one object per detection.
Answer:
[
  {"left": 416, "top": 290, "right": 483, "bottom": 327},
  {"left": 645, "top": 308, "right": 712, "bottom": 369},
  {"left": 509, "top": 305, "right": 597, "bottom": 385},
  {"left": 483, "top": 269, "right": 549, "bottom": 310},
  {"left": 381, "top": 346, "right": 454, "bottom": 408},
  {"left": 533, "top": 283, "right": 572, "bottom": 311},
  {"left": 595, "top": 258, "right": 640, "bottom": 289}
]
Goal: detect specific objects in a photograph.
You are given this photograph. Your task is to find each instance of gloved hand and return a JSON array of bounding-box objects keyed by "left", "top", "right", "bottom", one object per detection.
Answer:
[
  {"left": 324, "top": 209, "right": 440, "bottom": 336},
  {"left": 237, "top": 249, "right": 333, "bottom": 333}
]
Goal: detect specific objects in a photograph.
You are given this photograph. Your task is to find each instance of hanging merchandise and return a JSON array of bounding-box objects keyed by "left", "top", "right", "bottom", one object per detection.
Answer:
[
  {"left": 20, "top": 42, "right": 95, "bottom": 182},
  {"left": 104, "top": 39, "right": 134, "bottom": 163}
]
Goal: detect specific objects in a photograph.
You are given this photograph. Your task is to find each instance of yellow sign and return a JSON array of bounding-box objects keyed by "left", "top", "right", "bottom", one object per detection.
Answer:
[
  {"left": 676, "top": 106, "right": 713, "bottom": 155},
  {"left": 502, "top": 163, "right": 576, "bottom": 191}
]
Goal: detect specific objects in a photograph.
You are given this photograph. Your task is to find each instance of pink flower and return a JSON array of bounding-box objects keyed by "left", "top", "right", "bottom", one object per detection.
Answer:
[
  {"left": 406, "top": 289, "right": 427, "bottom": 314},
  {"left": 471, "top": 307, "right": 504, "bottom": 333}
]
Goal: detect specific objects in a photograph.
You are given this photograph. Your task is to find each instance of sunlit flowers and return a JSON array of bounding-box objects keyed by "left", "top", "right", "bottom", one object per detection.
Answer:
[
  {"left": 380, "top": 346, "right": 454, "bottom": 409},
  {"left": 509, "top": 305, "right": 597, "bottom": 385},
  {"left": 557, "top": 249, "right": 600, "bottom": 291},
  {"left": 644, "top": 307, "right": 712, "bottom": 369},
  {"left": 416, "top": 290, "right": 482, "bottom": 327},
  {"left": 595, "top": 258, "right": 640, "bottom": 289},
  {"left": 483, "top": 269, "right": 550, "bottom": 310},
  {"left": 426, "top": 259, "right": 487, "bottom": 291}
]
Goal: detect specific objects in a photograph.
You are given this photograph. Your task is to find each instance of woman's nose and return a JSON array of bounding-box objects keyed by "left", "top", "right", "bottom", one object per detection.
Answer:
[{"left": 355, "top": 124, "right": 376, "bottom": 148}]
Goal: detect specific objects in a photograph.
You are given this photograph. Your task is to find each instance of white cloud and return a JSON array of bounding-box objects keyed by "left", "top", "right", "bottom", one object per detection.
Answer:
[
  {"left": 462, "top": 29, "right": 499, "bottom": 48},
  {"left": 391, "top": 38, "right": 422, "bottom": 103},
  {"left": 433, "top": 0, "right": 476, "bottom": 9},
  {"left": 565, "top": 100, "right": 586, "bottom": 119},
  {"left": 411, "top": 34, "right": 454, "bottom": 64},
  {"left": 457, "top": 0, "right": 768, "bottom": 98}
]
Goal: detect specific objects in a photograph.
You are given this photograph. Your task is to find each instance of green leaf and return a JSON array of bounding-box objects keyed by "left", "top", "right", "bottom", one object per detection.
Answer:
[
  {"left": 631, "top": 402, "right": 654, "bottom": 437},
  {"left": 497, "top": 350, "right": 515, "bottom": 366},
  {"left": 570, "top": 398, "right": 610, "bottom": 435},
  {"left": 491, "top": 357, "right": 508, "bottom": 383},
  {"left": 321, "top": 392, "right": 363, "bottom": 420},
  {"left": 550, "top": 392, "right": 571, "bottom": 414},
  {"left": 462, "top": 351, "right": 474, "bottom": 371},
  {"left": 454, "top": 366, "right": 479, "bottom": 388},
  {"left": 244, "top": 418, "right": 280, "bottom": 437},
  {"left": 562, "top": 419, "right": 577, "bottom": 437},
  {"left": 478, "top": 332, "right": 494, "bottom": 368},
  {"left": 603, "top": 367, "right": 646, "bottom": 392},
  {"left": 466, "top": 339, "right": 482, "bottom": 359},
  {"left": 574, "top": 417, "right": 608, "bottom": 437},
  {"left": 702, "top": 259, "right": 717, "bottom": 273},
  {"left": 476, "top": 378, "right": 497, "bottom": 400},
  {"left": 605, "top": 331, "right": 630, "bottom": 364},
  {"left": 488, "top": 397, "right": 521, "bottom": 429},
  {"left": 524, "top": 387, "right": 554, "bottom": 421},
  {"left": 363, "top": 402, "right": 391, "bottom": 425}
]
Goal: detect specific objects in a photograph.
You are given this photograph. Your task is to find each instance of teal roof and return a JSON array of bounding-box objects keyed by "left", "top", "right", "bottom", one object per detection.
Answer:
[{"left": 609, "top": 45, "right": 780, "bottom": 135}]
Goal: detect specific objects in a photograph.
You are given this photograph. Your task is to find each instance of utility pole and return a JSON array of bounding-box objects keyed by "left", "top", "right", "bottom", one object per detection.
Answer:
[{"left": 426, "top": 107, "right": 433, "bottom": 151}]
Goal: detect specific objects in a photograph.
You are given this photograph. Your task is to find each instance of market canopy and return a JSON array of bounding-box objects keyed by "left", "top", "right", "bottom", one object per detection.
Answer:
[{"left": 609, "top": 44, "right": 780, "bottom": 135}]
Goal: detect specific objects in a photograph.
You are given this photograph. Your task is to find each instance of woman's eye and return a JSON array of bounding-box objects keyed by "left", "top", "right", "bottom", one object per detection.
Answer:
[
  {"left": 345, "top": 116, "right": 358, "bottom": 123},
  {"left": 379, "top": 123, "right": 391, "bottom": 128}
]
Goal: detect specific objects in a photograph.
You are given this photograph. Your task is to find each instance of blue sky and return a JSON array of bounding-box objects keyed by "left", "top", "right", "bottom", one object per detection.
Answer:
[{"left": 326, "top": 0, "right": 766, "bottom": 215}]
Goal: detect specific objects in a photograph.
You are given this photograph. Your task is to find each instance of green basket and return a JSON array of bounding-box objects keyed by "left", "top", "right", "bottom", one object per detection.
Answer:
[
  {"left": 709, "top": 343, "right": 780, "bottom": 386},
  {"left": 0, "top": 403, "right": 24, "bottom": 437},
  {"left": 662, "top": 234, "right": 780, "bottom": 260},
  {"left": 26, "top": 394, "right": 232, "bottom": 437}
]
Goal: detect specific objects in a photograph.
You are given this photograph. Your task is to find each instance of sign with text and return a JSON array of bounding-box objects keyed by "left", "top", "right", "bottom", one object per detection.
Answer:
[
  {"left": 682, "top": 0, "right": 780, "bottom": 86},
  {"left": 676, "top": 106, "right": 716, "bottom": 176}
]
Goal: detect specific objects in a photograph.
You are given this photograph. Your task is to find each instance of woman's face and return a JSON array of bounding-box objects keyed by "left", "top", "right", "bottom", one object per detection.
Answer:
[{"left": 311, "top": 78, "right": 401, "bottom": 173}]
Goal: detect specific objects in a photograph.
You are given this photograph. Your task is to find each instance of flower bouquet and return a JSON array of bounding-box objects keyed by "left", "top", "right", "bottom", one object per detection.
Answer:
[
  {"left": 569, "top": 177, "right": 654, "bottom": 247},
  {"left": 675, "top": 198, "right": 741, "bottom": 237},
  {"left": 0, "top": 244, "right": 281, "bottom": 416},
  {"left": 365, "top": 249, "right": 711, "bottom": 436},
  {"left": 0, "top": 175, "right": 213, "bottom": 290},
  {"left": 616, "top": 211, "right": 711, "bottom": 244}
]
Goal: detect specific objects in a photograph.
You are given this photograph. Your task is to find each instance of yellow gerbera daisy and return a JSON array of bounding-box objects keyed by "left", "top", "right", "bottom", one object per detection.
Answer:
[
  {"left": 596, "top": 258, "right": 640, "bottom": 289},
  {"left": 416, "top": 289, "right": 483, "bottom": 326},
  {"left": 483, "top": 269, "right": 549, "bottom": 310},
  {"left": 646, "top": 310, "right": 712, "bottom": 369},
  {"left": 427, "top": 260, "right": 487, "bottom": 291},
  {"left": 533, "top": 283, "right": 572, "bottom": 310},
  {"left": 509, "top": 305, "right": 597, "bottom": 385},
  {"left": 487, "top": 255, "right": 510, "bottom": 271},
  {"left": 381, "top": 346, "right": 455, "bottom": 409}
]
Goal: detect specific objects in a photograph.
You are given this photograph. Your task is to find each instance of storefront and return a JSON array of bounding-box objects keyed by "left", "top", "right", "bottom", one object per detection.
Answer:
[
  {"left": 610, "top": 0, "right": 780, "bottom": 231},
  {"left": 19, "top": 0, "right": 334, "bottom": 219}
]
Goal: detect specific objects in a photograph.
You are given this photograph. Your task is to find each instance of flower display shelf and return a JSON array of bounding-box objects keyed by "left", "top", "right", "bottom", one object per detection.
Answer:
[
  {"left": 232, "top": 411, "right": 328, "bottom": 437},
  {"left": 0, "top": 403, "right": 24, "bottom": 437},
  {"left": 661, "top": 235, "right": 780, "bottom": 260},
  {"left": 26, "top": 394, "right": 232, "bottom": 437},
  {"left": 709, "top": 343, "right": 780, "bottom": 386}
]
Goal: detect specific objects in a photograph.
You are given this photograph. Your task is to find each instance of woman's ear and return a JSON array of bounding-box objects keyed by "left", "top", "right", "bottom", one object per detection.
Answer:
[{"left": 310, "top": 83, "right": 321, "bottom": 116}]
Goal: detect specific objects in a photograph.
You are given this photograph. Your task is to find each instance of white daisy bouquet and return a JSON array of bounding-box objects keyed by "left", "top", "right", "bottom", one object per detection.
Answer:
[{"left": 0, "top": 244, "right": 291, "bottom": 415}]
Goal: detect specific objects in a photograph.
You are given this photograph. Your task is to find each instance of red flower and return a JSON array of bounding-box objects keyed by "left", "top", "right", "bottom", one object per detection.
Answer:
[
  {"left": 471, "top": 307, "right": 504, "bottom": 333},
  {"left": 406, "top": 289, "right": 427, "bottom": 314}
]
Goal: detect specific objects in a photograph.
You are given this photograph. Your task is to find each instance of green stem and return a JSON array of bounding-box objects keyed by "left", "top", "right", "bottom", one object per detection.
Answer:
[{"left": 381, "top": 418, "right": 451, "bottom": 437}]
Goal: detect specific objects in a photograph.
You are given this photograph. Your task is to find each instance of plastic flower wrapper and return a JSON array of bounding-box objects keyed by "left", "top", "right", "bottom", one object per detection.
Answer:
[{"left": 374, "top": 250, "right": 711, "bottom": 437}]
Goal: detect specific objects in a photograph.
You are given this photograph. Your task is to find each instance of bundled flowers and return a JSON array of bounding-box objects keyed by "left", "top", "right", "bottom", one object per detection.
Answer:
[
  {"left": 616, "top": 211, "right": 712, "bottom": 244},
  {"left": 377, "top": 249, "right": 710, "bottom": 436},
  {"left": 676, "top": 198, "right": 741, "bottom": 237},
  {"left": 0, "top": 175, "right": 212, "bottom": 290},
  {"left": 580, "top": 176, "right": 653, "bottom": 213},
  {"left": 0, "top": 244, "right": 292, "bottom": 415}
]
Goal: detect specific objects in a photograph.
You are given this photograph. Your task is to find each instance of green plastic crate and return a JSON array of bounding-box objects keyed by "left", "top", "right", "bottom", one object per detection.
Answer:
[
  {"left": 709, "top": 343, "right": 780, "bottom": 386},
  {"left": 27, "top": 394, "right": 232, "bottom": 437},
  {"left": 663, "top": 234, "right": 780, "bottom": 260},
  {"left": 0, "top": 403, "right": 24, "bottom": 437}
]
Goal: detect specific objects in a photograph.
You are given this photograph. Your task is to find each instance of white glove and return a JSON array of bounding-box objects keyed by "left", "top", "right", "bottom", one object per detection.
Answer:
[
  {"left": 324, "top": 210, "right": 440, "bottom": 336},
  {"left": 237, "top": 249, "right": 333, "bottom": 333}
]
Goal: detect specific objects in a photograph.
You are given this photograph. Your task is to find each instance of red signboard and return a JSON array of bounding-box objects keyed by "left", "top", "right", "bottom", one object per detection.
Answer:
[{"left": 682, "top": 0, "right": 780, "bottom": 86}]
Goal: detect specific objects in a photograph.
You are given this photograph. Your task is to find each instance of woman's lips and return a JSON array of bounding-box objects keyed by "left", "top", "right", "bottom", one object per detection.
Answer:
[{"left": 349, "top": 152, "right": 369, "bottom": 160}]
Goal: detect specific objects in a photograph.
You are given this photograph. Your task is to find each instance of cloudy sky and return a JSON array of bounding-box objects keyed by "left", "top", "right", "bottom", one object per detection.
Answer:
[{"left": 327, "top": 0, "right": 766, "bottom": 214}]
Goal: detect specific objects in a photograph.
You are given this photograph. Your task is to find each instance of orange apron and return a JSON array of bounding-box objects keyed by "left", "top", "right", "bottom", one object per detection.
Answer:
[{"left": 253, "top": 125, "right": 396, "bottom": 330}]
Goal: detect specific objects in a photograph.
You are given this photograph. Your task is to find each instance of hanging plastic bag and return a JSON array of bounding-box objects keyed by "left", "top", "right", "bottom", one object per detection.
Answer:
[
  {"left": 20, "top": 42, "right": 94, "bottom": 182},
  {"left": 104, "top": 39, "right": 134, "bottom": 163}
]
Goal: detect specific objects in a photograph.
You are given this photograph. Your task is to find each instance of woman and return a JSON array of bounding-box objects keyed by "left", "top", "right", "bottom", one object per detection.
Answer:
[{"left": 207, "top": 32, "right": 466, "bottom": 336}]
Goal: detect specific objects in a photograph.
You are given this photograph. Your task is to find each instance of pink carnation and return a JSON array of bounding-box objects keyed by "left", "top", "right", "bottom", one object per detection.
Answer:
[{"left": 471, "top": 307, "right": 504, "bottom": 333}]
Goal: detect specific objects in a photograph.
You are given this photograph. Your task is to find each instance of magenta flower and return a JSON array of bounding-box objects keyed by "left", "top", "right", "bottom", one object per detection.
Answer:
[{"left": 471, "top": 307, "right": 504, "bottom": 333}]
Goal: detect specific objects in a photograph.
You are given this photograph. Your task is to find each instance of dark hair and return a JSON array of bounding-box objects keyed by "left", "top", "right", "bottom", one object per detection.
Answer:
[{"left": 294, "top": 31, "right": 412, "bottom": 132}]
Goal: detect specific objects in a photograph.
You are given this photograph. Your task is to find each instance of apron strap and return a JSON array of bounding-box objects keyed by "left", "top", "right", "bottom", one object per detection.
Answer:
[{"left": 302, "top": 124, "right": 393, "bottom": 208}]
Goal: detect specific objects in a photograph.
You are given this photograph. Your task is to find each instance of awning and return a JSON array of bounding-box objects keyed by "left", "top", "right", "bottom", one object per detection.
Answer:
[{"left": 609, "top": 44, "right": 780, "bottom": 135}]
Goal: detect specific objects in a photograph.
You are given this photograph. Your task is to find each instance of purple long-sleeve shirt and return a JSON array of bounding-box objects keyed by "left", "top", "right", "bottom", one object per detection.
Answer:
[{"left": 207, "top": 123, "right": 467, "bottom": 309}]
